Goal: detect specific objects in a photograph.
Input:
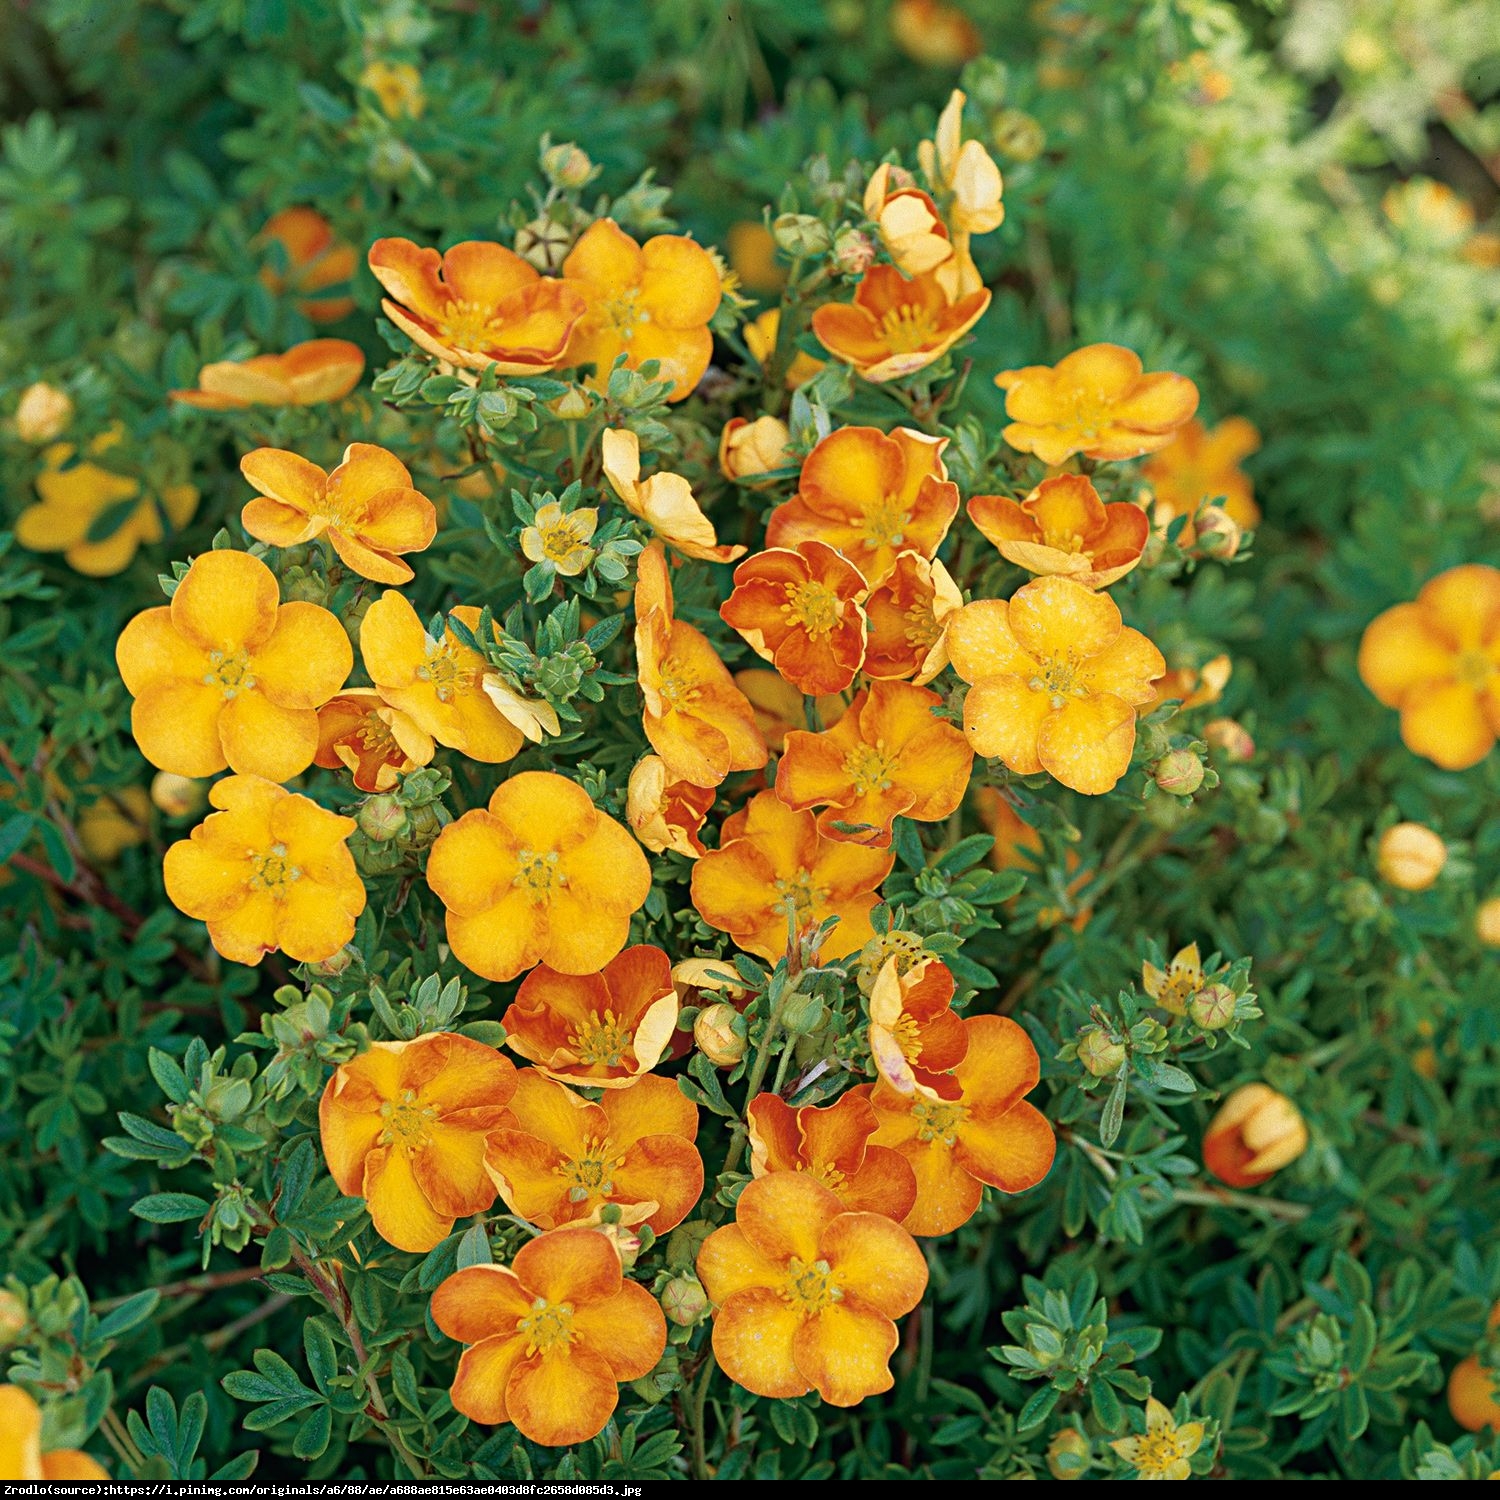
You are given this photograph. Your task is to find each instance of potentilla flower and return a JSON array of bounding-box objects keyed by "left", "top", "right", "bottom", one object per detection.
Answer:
[
  {"left": 314, "top": 688, "right": 435, "bottom": 792},
  {"left": 368, "top": 236, "right": 586, "bottom": 373},
  {"left": 240, "top": 442, "right": 437, "bottom": 585},
  {"left": 163, "top": 774, "right": 365, "bottom": 966},
  {"left": 431, "top": 1228, "right": 666, "bottom": 1446},
  {"left": 1146, "top": 654, "right": 1232, "bottom": 714},
  {"left": 947, "top": 576, "right": 1166, "bottom": 795},
  {"left": 116, "top": 548, "right": 351, "bottom": 781},
  {"left": 1110, "top": 1398, "right": 1206, "bottom": 1481},
  {"left": 359, "top": 60, "right": 425, "bottom": 118},
  {"left": 500, "top": 944, "right": 679, "bottom": 1089},
  {"left": 488, "top": 1070, "right": 702, "bottom": 1231},
  {"left": 14, "top": 381, "right": 72, "bottom": 443},
  {"left": 1202, "top": 1083, "right": 1307, "bottom": 1188},
  {"left": 859, "top": 1014, "right": 1055, "bottom": 1235},
  {"left": 775, "top": 679, "right": 973, "bottom": 847},
  {"left": 889, "top": 0, "right": 981, "bottom": 67},
  {"left": 635, "top": 542, "right": 768, "bottom": 788},
  {"left": 0, "top": 1385, "right": 108, "bottom": 1481},
  {"left": 994, "top": 343, "right": 1199, "bottom": 465},
  {"left": 520, "top": 502, "right": 598, "bottom": 576},
  {"left": 863, "top": 164, "right": 952, "bottom": 276},
  {"left": 1141, "top": 943, "right": 1204, "bottom": 1016},
  {"left": 19, "top": 429, "right": 198, "bottom": 577},
  {"left": 1357, "top": 563, "right": 1500, "bottom": 771},
  {"left": 732, "top": 669, "right": 847, "bottom": 751},
  {"left": 560, "top": 218, "right": 722, "bottom": 401},
  {"left": 425, "top": 771, "right": 650, "bottom": 982},
  {"left": 721, "top": 542, "right": 869, "bottom": 696},
  {"left": 766, "top": 425, "right": 959, "bottom": 586},
  {"left": 319, "top": 1032, "right": 517, "bottom": 1253},
  {"left": 745, "top": 308, "right": 824, "bottom": 389},
  {"left": 919, "top": 91, "right": 1005, "bottom": 238},
  {"left": 812, "top": 264, "right": 990, "bottom": 384},
  {"left": 969, "top": 474, "right": 1148, "bottom": 590},
  {"left": 696, "top": 1172, "right": 927, "bottom": 1406},
  {"left": 171, "top": 340, "right": 364, "bottom": 409},
  {"left": 602, "top": 428, "right": 745, "bottom": 562},
  {"left": 747, "top": 1090, "right": 917, "bottom": 1219},
  {"left": 626, "top": 754, "right": 714, "bottom": 857},
  {"left": 719, "top": 415, "right": 794, "bottom": 487},
  {"left": 360, "top": 593, "right": 525, "bottom": 763},
  {"left": 258, "top": 207, "right": 357, "bottom": 323},
  {"left": 1140, "top": 416, "right": 1261, "bottom": 534},
  {"left": 690, "top": 790, "right": 893, "bottom": 961},
  {"left": 862, "top": 550, "right": 963, "bottom": 682},
  {"left": 867, "top": 956, "right": 969, "bottom": 1097}
]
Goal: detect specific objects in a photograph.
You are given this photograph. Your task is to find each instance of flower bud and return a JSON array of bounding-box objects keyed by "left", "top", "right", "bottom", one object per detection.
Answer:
[
  {"left": 1203, "top": 717, "right": 1255, "bottom": 762},
  {"left": 991, "top": 109, "right": 1046, "bottom": 163},
  {"left": 1376, "top": 822, "right": 1446, "bottom": 892},
  {"left": 550, "top": 386, "right": 592, "bottom": 421},
  {"left": 1449, "top": 1350, "right": 1500, "bottom": 1433},
  {"left": 514, "top": 216, "right": 574, "bottom": 273},
  {"left": 594, "top": 1221, "right": 644, "bottom": 1271},
  {"left": 15, "top": 381, "right": 73, "bottom": 443},
  {"left": 358, "top": 794, "right": 409, "bottom": 843},
  {"left": 831, "top": 226, "right": 878, "bottom": 277},
  {"left": 630, "top": 1347, "right": 682, "bottom": 1402},
  {"left": 0, "top": 1289, "right": 27, "bottom": 1345},
  {"left": 1047, "top": 1427, "right": 1091, "bottom": 1481},
  {"left": 368, "top": 137, "right": 424, "bottom": 184},
  {"left": 1203, "top": 1083, "right": 1307, "bottom": 1188},
  {"left": 694, "top": 1003, "right": 747, "bottom": 1067},
  {"left": 150, "top": 770, "right": 207, "bottom": 819},
  {"left": 1477, "top": 897, "right": 1500, "bottom": 949},
  {"left": 718, "top": 415, "right": 793, "bottom": 486},
  {"left": 541, "top": 141, "right": 594, "bottom": 189},
  {"left": 1077, "top": 1026, "right": 1126, "bottom": 1077},
  {"left": 1189, "top": 983, "right": 1236, "bottom": 1030},
  {"left": 1194, "top": 505, "right": 1242, "bottom": 559},
  {"left": 771, "top": 213, "right": 831, "bottom": 258},
  {"left": 305, "top": 945, "right": 355, "bottom": 978},
  {"left": 778, "top": 989, "right": 826, "bottom": 1035},
  {"left": 1337, "top": 877, "right": 1382, "bottom": 924},
  {"left": 1154, "top": 749, "right": 1205, "bottom": 798},
  {"left": 660, "top": 1274, "right": 710, "bottom": 1327}
]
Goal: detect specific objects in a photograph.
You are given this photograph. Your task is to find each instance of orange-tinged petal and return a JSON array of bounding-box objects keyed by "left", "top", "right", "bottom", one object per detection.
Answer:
[
  {"left": 600, "top": 1072, "right": 699, "bottom": 1150},
  {"left": 967, "top": 493, "right": 1040, "bottom": 547},
  {"left": 1111, "top": 371, "right": 1200, "bottom": 432},
  {"left": 217, "top": 692, "right": 320, "bottom": 781},
  {"left": 241, "top": 497, "right": 324, "bottom": 548},
  {"left": 1358, "top": 603, "right": 1457, "bottom": 707},
  {"left": 797, "top": 425, "right": 906, "bottom": 517},
  {"left": 946, "top": 600, "right": 1036, "bottom": 684},
  {"left": 239, "top": 447, "right": 326, "bottom": 512},
  {"left": 1399, "top": 682, "right": 1494, "bottom": 770},
  {"left": 449, "top": 1334, "right": 525, "bottom": 1426},
  {"left": 571, "top": 1280, "right": 668, "bottom": 1380},
  {"left": 512, "top": 1225, "right": 622, "bottom": 1306},
  {"left": 0, "top": 1384, "right": 45, "bottom": 1480},
  {"left": 842, "top": 1146, "right": 920, "bottom": 1219},
  {"left": 792, "top": 1299, "right": 899, "bottom": 1406},
  {"left": 1417, "top": 564, "right": 1500, "bottom": 650},
  {"left": 131, "top": 680, "right": 229, "bottom": 777},
  {"left": 368, "top": 237, "right": 449, "bottom": 321},
  {"left": 424, "top": 809, "right": 506, "bottom": 915},
  {"left": 897, "top": 1134, "right": 983, "bottom": 1236},
  {"left": 160, "top": 836, "right": 249, "bottom": 922},
  {"left": 697, "top": 1223, "right": 784, "bottom": 1301},
  {"left": 115, "top": 607, "right": 210, "bottom": 695},
  {"left": 447, "top": 892, "right": 546, "bottom": 983},
  {"left": 486, "top": 1131, "right": 575, "bottom": 1228},
  {"left": 170, "top": 549, "right": 279, "bottom": 653},
  {"left": 250, "top": 601, "right": 353, "bottom": 708},
  {"left": 504, "top": 1346, "right": 619, "bottom": 1447},
  {"left": 1078, "top": 626, "right": 1166, "bottom": 705},
  {"left": 711, "top": 1288, "right": 811, "bottom": 1399},
  {"left": 40, "top": 1450, "right": 109, "bottom": 1481},
  {"left": 273, "top": 876, "right": 362, "bottom": 963},
  {"left": 954, "top": 1099, "right": 1056, "bottom": 1193},
  {"left": 431, "top": 1263, "right": 532, "bottom": 1345},
  {"left": 562, "top": 217, "right": 645, "bottom": 292},
  {"left": 817, "top": 1210, "right": 928, "bottom": 1317},
  {"left": 962, "top": 675, "right": 1049, "bottom": 771},
  {"left": 736, "top": 1171, "right": 843, "bottom": 1264},
  {"left": 1036, "top": 691, "right": 1138, "bottom": 794},
  {"left": 609, "top": 1135, "right": 704, "bottom": 1232},
  {"left": 442, "top": 240, "right": 537, "bottom": 307},
  {"left": 955, "top": 1014, "right": 1042, "bottom": 1114},
  {"left": 638, "top": 234, "right": 723, "bottom": 329},
  {"left": 362, "top": 1145, "right": 452, "bottom": 1252},
  {"left": 1007, "top": 575, "right": 1121, "bottom": 662},
  {"left": 414, "top": 1123, "right": 501, "bottom": 1220}
]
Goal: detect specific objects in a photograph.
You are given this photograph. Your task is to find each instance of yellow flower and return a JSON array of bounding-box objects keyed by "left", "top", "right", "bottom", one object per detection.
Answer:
[
  {"left": 77, "top": 786, "right": 151, "bottom": 864},
  {"left": 918, "top": 90, "right": 1004, "bottom": 299},
  {"left": 602, "top": 427, "right": 744, "bottom": 562},
  {"left": 520, "top": 502, "right": 598, "bottom": 576},
  {"left": 889, "top": 0, "right": 982, "bottom": 67},
  {"left": 359, "top": 60, "right": 425, "bottom": 119},
  {"left": 1141, "top": 943, "right": 1203, "bottom": 1016},
  {"left": 726, "top": 221, "right": 784, "bottom": 294},
  {"left": 1376, "top": 822, "right": 1447, "bottom": 892},
  {"left": 14, "top": 382, "right": 73, "bottom": 443},
  {"left": 719, "top": 415, "right": 794, "bottom": 487},
  {"left": 863, "top": 164, "right": 952, "bottom": 277},
  {"left": 1110, "top": 1397, "right": 1205, "bottom": 1481}
]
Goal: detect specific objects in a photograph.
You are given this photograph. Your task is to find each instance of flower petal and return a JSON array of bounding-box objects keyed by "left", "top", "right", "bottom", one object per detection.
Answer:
[
  {"left": 792, "top": 1299, "right": 899, "bottom": 1406},
  {"left": 710, "top": 1288, "right": 811, "bottom": 1399}
]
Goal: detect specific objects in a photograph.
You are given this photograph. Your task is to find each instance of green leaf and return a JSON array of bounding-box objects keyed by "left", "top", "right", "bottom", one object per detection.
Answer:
[
  {"left": 131, "top": 1193, "right": 209, "bottom": 1224},
  {"left": 1016, "top": 1384, "right": 1059, "bottom": 1433}
]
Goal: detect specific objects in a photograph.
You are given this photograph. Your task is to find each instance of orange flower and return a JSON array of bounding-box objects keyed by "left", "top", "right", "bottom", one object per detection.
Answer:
[
  {"left": 0, "top": 1385, "right": 108, "bottom": 1481},
  {"left": 115, "top": 549, "right": 351, "bottom": 780},
  {"left": 367, "top": 237, "right": 586, "bottom": 373},
  {"left": 995, "top": 344, "right": 1199, "bottom": 465},
  {"left": 426, "top": 771, "right": 650, "bottom": 981},
  {"left": 860, "top": 1013, "right": 1055, "bottom": 1235},
  {"left": 1140, "top": 417, "right": 1261, "bottom": 532},
  {"left": 719, "top": 415, "right": 794, "bottom": 487},
  {"left": 258, "top": 207, "right": 357, "bottom": 323},
  {"left": 488, "top": 1070, "right": 702, "bottom": 1231},
  {"left": 1357, "top": 564, "right": 1500, "bottom": 771},
  {"left": 171, "top": 340, "right": 364, "bottom": 410},
  {"left": 969, "top": 474, "right": 1148, "bottom": 589},
  {"left": 947, "top": 576, "right": 1165, "bottom": 795},
  {"left": 696, "top": 1172, "right": 927, "bottom": 1405},
  {"left": 360, "top": 593, "right": 524, "bottom": 763},
  {"left": 561, "top": 218, "right": 721, "bottom": 401},
  {"left": 163, "top": 774, "right": 365, "bottom": 966},
  {"left": 747, "top": 1090, "right": 917, "bottom": 1218},
  {"left": 635, "top": 542, "right": 768, "bottom": 787},
  {"left": 721, "top": 542, "right": 869, "bottom": 696},
  {"left": 314, "top": 688, "right": 434, "bottom": 792},
  {"left": 1202, "top": 1083, "right": 1307, "bottom": 1188},
  {"left": 319, "top": 1032, "right": 516, "bottom": 1253},
  {"left": 601, "top": 428, "right": 744, "bottom": 562},
  {"left": 626, "top": 754, "right": 714, "bottom": 857},
  {"left": 690, "top": 790, "right": 893, "bottom": 961},
  {"left": 745, "top": 308, "right": 824, "bottom": 389},
  {"left": 766, "top": 425, "right": 958, "bottom": 586},
  {"left": 862, "top": 550, "right": 963, "bottom": 682},
  {"left": 240, "top": 443, "right": 437, "bottom": 585},
  {"left": 813, "top": 264, "right": 989, "bottom": 384},
  {"left": 733, "top": 669, "right": 846, "bottom": 751},
  {"left": 776, "top": 679, "right": 972, "bottom": 846},
  {"left": 432, "top": 1228, "right": 666, "bottom": 1446},
  {"left": 1146, "top": 653, "right": 1232, "bottom": 714},
  {"left": 867, "top": 956, "right": 969, "bottom": 1097},
  {"left": 889, "top": 0, "right": 982, "bottom": 67},
  {"left": 501, "top": 945, "right": 679, "bottom": 1089},
  {"left": 863, "top": 164, "right": 951, "bottom": 277}
]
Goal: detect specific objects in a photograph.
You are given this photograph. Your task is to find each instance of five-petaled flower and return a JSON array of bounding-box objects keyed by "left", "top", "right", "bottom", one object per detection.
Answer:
[
  {"left": 521, "top": 501, "right": 598, "bottom": 577},
  {"left": 626, "top": 754, "right": 715, "bottom": 858},
  {"left": 164, "top": 774, "right": 365, "bottom": 966},
  {"left": 1142, "top": 943, "right": 1204, "bottom": 1016},
  {"left": 561, "top": 218, "right": 721, "bottom": 401},
  {"left": 863, "top": 164, "right": 951, "bottom": 276},
  {"left": 314, "top": 688, "right": 435, "bottom": 792},
  {"left": 1110, "top": 1398, "right": 1206, "bottom": 1481},
  {"left": 721, "top": 541, "right": 870, "bottom": 697},
  {"left": 690, "top": 790, "right": 893, "bottom": 961},
  {"left": 947, "top": 575, "right": 1166, "bottom": 795},
  {"left": 602, "top": 427, "right": 744, "bottom": 562},
  {"left": 859, "top": 1013, "right": 1055, "bottom": 1235},
  {"left": 867, "top": 956, "right": 969, "bottom": 1097},
  {"left": 1140, "top": 416, "right": 1261, "bottom": 534},
  {"left": 1357, "top": 563, "right": 1500, "bottom": 771},
  {"left": 994, "top": 343, "right": 1199, "bottom": 466},
  {"left": 696, "top": 1171, "right": 928, "bottom": 1406},
  {"left": 240, "top": 442, "right": 438, "bottom": 584},
  {"left": 258, "top": 207, "right": 358, "bottom": 323},
  {"left": 500, "top": 945, "right": 679, "bottom": 1089},
  {"left": 425, "top": 771, "right": 650, "bottom": 981},
  {"left": 171, "top": 339, "right": 364, "bottom": 409},
  {"left": 116, "top": 548, "right": 351, "bottom": 781},
  {"left": 766, "top": 425, "right": 958, "bottom": 586},
  {"left": 431, "top": 1227, "right": 666, "bottom": 1447},
  {"left": 776, "top": 679, "right": 972, "bottom": 846},
  {"left": 969, "top": 474, "right": 1148, "bottom": 590},
  {"left": 861, "top": 550, "right": 963, "bottom": 682},
  {"left": 319, "top": 1032, "right": 517, "bottom": 1253},
  {"left": 488, "top": 1070, "right": 702, "bottom": 1232},
  {"left": 0, "top": 1385, "right": 108, "bottom": 1481}
]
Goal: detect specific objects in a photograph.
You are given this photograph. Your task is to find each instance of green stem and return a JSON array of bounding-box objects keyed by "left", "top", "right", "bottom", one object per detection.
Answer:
[
  {"left": 721, "top": 1012, "right": 783, "bottom": 1180},
  {"left": 689, "top": 1355, "right": 716, "bottom": 1481}
]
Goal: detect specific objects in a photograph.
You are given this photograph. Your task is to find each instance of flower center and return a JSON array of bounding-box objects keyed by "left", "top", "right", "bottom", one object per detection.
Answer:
[
  {"left": 1029, "top": 653, "right": 1085, "bottom": 706},
  {"left": 1133, "top": 1430, "right": 1190, "bottom": 1475},
  {"left": 1040, "top": 524, "right": 1087, "bottom": 554},
  {"left": 1455, "top": 648, "right": 1494, "bottom": 691},
  {"left": 207, "top": 650, "right": 256, "bottom": 697},
  {"left": 353, "top": 714, "right": 399, "bottom": 755},
  {"left": 656, "top": 662, "right": 701, "bottom": 710},
  {"left": 248, "top": 843, "right": 299, "bottom": 894},
  {"left": 782, "top": 579, "right": 843, "bottom": 639},
  {"left": 439, "top": 297, "right": 502, "bottom": 350},
  {"left": 774, "top": 870, "right": 826, "bottom": 924},
  {"left": 781, "top": 1256, "right": 843, "bottom": 1316},
  {"left": 570, "top": 1009, "right": 632, "bottom": 1068},
  {"left": 890, "top": 1009, "right": 923, "bottom": 1063},
  {"left": 601, "top": 289, "right": 647, "bottom": 339},
  {"left": 518, "top": 1297, "right": 576, "bottom": 1356},
  {"left": 806, "top": 1161, "right": 848, "bottom": 1192},
  {"left": 538, "top": 519, "right": 586, "bottom": 563},
  {"left": 379, "top": 1089, "right": 437, "bottom": 1152},
  {"left": 861, "top": 493, "right": 910, "bottom": 549},
  {"left": 843, "top": 742, "right": 898, "bottom": 795},
  {"left": 512, "top": 848, "right": 565, "bottom": 900},
  {"left": 1060, "top": 388, "right": 1112, "bottom": 440},
  {"left": 1157, "top": 962, "right": 1201, "bottom": 1012},
  {"left": 416, "top": 639, "right": 471, "bottom": 703},
  {"left": 877, "top": 303, "right": 939, "bottom": 354},
  {"left": 559, "top": 1135, "right": 627, "bottom": 1202},
  {"left": 911, "top": 1096, "right": 968, "bottom": 1145},
  {"left": 903, "top": 600, "right": 940, "bottom": 649}
]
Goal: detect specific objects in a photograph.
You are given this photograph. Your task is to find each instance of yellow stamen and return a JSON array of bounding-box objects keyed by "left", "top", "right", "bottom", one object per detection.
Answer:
[
  {"left": 517, "top": 1297, "right": 576, "bottom": 1356},
  {"left": 911, "top": 1096, "right": 967, "bottom": 1145},
  {"left": 781, "top": 1256, "right": 842, "bottom": 1316},
  {"left": 782, "top": 579, "right": 843, "bottom": 639},
  {"left": 569, "top": 1009, "right": 632, "bottom": 1068}
]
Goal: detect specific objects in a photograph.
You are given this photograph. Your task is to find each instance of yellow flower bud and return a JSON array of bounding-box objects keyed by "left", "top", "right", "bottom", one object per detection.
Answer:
[
  {"left": 1077, "top": 1027, "right": 1126, "bottom": 1077},
  {"left": 541, "top": 141, "right": 595, "bottom": 190},
  {"left": 1203, "top": 717, "right": 1255, "bottom": 762},
  {"left": 771, "top": 213, "right": 831, "bottom": 258},
  {"left": 150, "top": 771, "right": 207, "bottom": 820},
  {"left": 593, "top": 1221, "right": 644, "bottom": 1271},
  {"left": 1154, "top": 749, "right": 1205, "bottom": 798},
  {"left": 359, "top": 60, "right": 425, "bottom": 119},
  {"left": 1047, "top": 1427, "right": 1091, "bottom": 1481},
  {"left": 0, "top": 1288, "right": 27, "bottom": 1345},
  {"left": 15, "top": 382, "right": 73, "bottom": 443},
  {"left": 1477, "top": 897, "right": 1500, "bottom": 949},
  {"left": 1194, "top": 505, "right": 1242, "bottom": 559},
  {"left": 991, "top": 108, "right": 1046, "bottom": 163},
  {"left": 693, "top": 1002, "right": 747, "bottom": 1067},
  {"left": 1376, "top": 822, "right": 1446, "bottom": 892},
  {"left": 718, "top": 415, "right": 793, "bottom": 487},
  {"left": 358, "top": 794, "right": 408, "bottom": 843},
  {"left": 1189, "top": 983, "right": 1236, "bottom": 1030},
  {"left": 660, "top": 1274, "right": 710, "bottom": 1327},
  {"left": 1203, "top": 1083, "right": 1308, "bottom": 1187}
]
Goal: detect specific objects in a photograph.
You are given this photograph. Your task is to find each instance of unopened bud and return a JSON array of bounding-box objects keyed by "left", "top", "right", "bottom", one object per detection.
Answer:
[
  {"left": 1477, "top": 896, "right": 1500, "bottom": 949},
  {"left": 991, "top": 108, "right": 1046, "bottom": 163},
  {"left": 831, "top": 226, "right": 878, "bottom": 277},
  {"left": 541, "top": 141, "right": 594, "bottom": 189},
  {"left": 1189, "top": 983, "right": 1236, "bottom": 1030},
  {"left": 1376, "top": 822, "right": 1446, "bottom": 892},
  {"left": 305, "top": 945, "right": 355, "bottom": 978},
  {"left": 15, "top": 382, "right": 73, "bottom": 443},
  {"left": 1154, "top": 749, "right": 1206, "bottom": 798},
  {"left": 550, "top": 387, "right": 592, "bottom": 421},
  {"left": 694, "top": 1003, "right": 747, "bottom": 1067},
  {"left": 150, "top": 771, "right": 207, "bottom": 819},
  {"left": 1203, "top": 717, "right": 1255, "bottom": 762},
  {"left": 1337, "top": 877, "right": 1382, "bottom": 924},
  {"left": 719, "top": 415, "right": 793, "bottom": 486},
  {"left": 772, "top": 213, "right": 831, "bottom": 258},
  {"left": 660, "top": 1275, "right": 710, "bottom": 1327},
  {"left": 0, "top": 1290, "right": 27, "bottom": 1345},
  {"left": 1195, "top": 505, "right": 1242, "bottom": 559},
  {"left": 514, "top": 216, "right": 574, "bottom": 273},
  {"left": 358, "top": 794, "right": 408, "bottom": 842},
  {"left": 368, "top": 137, "right": 423, "bottom": 184},
  {"left": 1046, "top": 1427, "right": 1091, "bottom": 1481},
  {"left": 778, "top": 989, "right": 826, "bottom": 1034},
  {"left": 1077, "top": 1026, "right": 1126, "bottom": 1077}
]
